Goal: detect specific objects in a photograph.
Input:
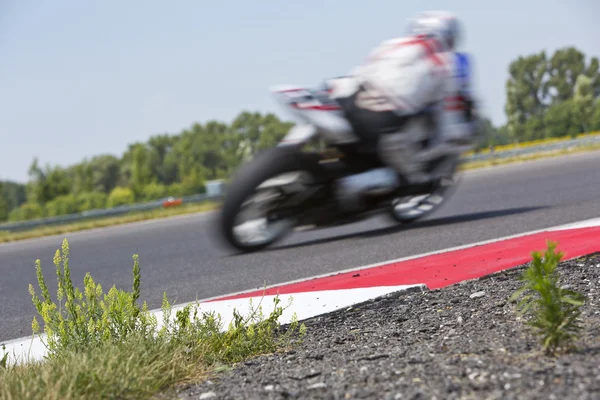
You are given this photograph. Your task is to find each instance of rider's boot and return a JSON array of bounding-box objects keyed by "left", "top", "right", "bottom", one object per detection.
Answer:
[{"left": 335, "top": 167, "right": 400, "bottom": 212}]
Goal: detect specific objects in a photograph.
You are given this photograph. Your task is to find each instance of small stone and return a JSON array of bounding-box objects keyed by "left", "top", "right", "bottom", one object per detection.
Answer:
[
  {"left": 469, "top": 291, "right": 486, "bottom": 299},
  {"left": 199, "top": 392, "right": 217, "bottom": 400},
  {"left": 307, "top": 382, "right": 327, "bottom": 390},
  {"left": 264, "top": 385, "right": 274, "bottom": 391}
]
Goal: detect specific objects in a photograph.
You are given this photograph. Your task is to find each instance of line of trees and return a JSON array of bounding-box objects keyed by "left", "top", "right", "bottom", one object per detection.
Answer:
[
  {"left": 1, "top": 46, "right": 599, "bottom": 224},
  {"left": 0, "top": 113, "right": 294, "bottom": 222},
  {"left": 478, "top": 46, "right": 600, "bottom": 148}
]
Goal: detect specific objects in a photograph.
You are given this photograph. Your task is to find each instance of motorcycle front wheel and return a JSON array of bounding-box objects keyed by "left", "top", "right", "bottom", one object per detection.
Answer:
[{"left": 219, "top": 147, "right": 325, "bottom": 253}]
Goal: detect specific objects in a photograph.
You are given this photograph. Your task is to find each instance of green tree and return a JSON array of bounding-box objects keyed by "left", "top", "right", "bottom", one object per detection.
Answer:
[
  {"left": 0, "top": 181, "right": 26, "bottom": 221},
  {"left": 504, "top": 51, "right": 549, "bottom": 140},
  {"left": 546, "top": 47, "right": 587, "bottom": 103},
  {"left": 504, "top": 47, "right": 600, "bottom": 141},
  {"left": 591, "top": 100, "right": 600, "bottom": 131},
  {"left": 68, "top": 162, "right": 94, "bottom": 195},
  {"left": 230, "top": 112, "right": 292, "bottom": 158},
  {"left": 543, "top": 100, "right": 579, "bottom": 138},
  {"left": 147, "top": 134, "right": 179, "bottom": 185},
  {"left": 0, "top": 191, "right": 8, "bottom": 222},
  {"left": 89, "top": 155, "right": 121, "bottom": 193},
  {"left": 26, "top": 159, "right": 72, "bottom": 205},
  {"left": 573, "top": 74, "right": 595, "bottom": 133}
]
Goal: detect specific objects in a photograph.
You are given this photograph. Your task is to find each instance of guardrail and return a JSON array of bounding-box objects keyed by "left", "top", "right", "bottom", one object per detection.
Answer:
[
  {"left": 0, "top": 193, "right": 223, "bottom": 233},
  {"left": 464, "top": 134, "right": 600, "bottom": 163},
  {"left": 2, "top": 134, "right": 599, "bottom": 233}
]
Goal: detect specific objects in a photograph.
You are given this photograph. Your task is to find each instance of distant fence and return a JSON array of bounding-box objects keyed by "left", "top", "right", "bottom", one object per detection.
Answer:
[{"left": 2, "top": 134, "right": 599, "bottom": 233}]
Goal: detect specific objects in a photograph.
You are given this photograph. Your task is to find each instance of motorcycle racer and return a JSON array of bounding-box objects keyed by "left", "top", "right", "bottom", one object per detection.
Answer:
[{"left": 329, "top": 10, "right": 480, "bottom": 211}]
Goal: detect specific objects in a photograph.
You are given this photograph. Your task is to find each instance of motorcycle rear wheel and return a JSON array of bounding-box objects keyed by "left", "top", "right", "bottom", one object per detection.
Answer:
[{"left": 389, "top": 159, "right": 462, "bottom": 223}]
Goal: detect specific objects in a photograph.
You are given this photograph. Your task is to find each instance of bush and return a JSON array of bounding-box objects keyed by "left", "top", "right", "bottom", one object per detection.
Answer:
[
  {"left": 509, "top": 241, "right": 586, "bottom": 355},
  {"left": 29, "top": 239, "right": 155, "bottom": 355},
  {"left": 8, "top": 202, "right": 45, "bottom": 221},
  {"left": 107, "top": 186, "right": 135, "bottom": 208},
  {"left": 76, "top": 192, "right": 108, "bottom": 212},
  {"left": 3, "top": 238, "right": 307, "bottom": 399},
  {"left": 166, "top": 183, "right": 185, "bottom": 197},
  {"left": 44, "top": 195, "right": 79, "bottom": 217},
  {"left": 141, "top": 182, "right": 167, "bottom": 202},
  {"left": 180, "top": 176, "right": 206, "bottom": 196}
]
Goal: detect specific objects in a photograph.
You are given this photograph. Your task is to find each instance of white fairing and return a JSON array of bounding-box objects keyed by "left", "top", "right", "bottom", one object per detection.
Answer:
[
  {"left": 279, "top": 124, "right": 318, "bottom": 146},
  {"left": 271, "top": 84, "right": 359, "bottom": 147}
]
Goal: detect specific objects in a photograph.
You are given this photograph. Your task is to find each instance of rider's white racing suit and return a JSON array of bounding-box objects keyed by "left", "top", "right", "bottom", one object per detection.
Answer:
[{"left": 329, "top": 32, "right": 478, "bottom": 209}]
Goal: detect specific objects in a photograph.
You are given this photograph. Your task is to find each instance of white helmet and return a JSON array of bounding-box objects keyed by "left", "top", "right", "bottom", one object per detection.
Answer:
[{"left": 407, "top": 10, "right": 462, "bottom": 50}]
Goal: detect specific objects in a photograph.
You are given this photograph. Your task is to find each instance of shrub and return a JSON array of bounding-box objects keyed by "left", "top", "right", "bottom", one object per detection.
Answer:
[
  {"left": 76, "top": 191, "right": 108, "bottom": 211},
  {"left": 509, "top": 241, "right": 586, "bottom": 355},
  {"left": 166, "top": 183, "right": 185, "bottom": 197},
  {"left": 44, "top": 194, "right": 79, "bottom": 217},
  {"left": 141, "top": 182, "right": 167, "bottom": 201},
  {"left": 180, "top": 175, "right": 206, "bottom": 196},
  {"left": 18, "top": 238, "right": 306, "bottom": 398},
  {"left": 107, "top": 186, "right": 135, "bottom": 208},
  {"left": 24, "top": 239, "right": 305, "bottom": 365},
  {"left": 8, "top": 202, "right": 45, "bottom": 221}
]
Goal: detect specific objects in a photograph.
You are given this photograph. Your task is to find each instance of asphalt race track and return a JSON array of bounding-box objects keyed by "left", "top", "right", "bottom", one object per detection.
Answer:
[{"left": 2, "top": 151, "right": 600, "bottom": 343}]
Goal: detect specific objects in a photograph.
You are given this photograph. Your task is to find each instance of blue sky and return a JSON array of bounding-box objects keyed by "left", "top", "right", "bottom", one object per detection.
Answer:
[{"left": 1, "top": 0, "right": 598, "bottom": 183}]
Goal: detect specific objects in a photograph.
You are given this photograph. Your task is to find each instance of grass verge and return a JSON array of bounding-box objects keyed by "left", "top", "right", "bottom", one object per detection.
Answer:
[
  {"left": 0, "top": 201, "right": 220, "bottom": 244},
  {"left": 0, "top": 239, "right": 306, "bottom": 399},
  {"left": 1, "top": 143, "right": 599, "bottom": 245},
  {"left": 460, "top": 142, "right": 600, "bottom": 171}
]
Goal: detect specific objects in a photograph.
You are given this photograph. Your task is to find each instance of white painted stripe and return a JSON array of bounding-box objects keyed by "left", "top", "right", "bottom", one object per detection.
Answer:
[
  {"left": 1, "top": 284, "right": 422, "bottom": 366},
  {"left": 548, "top": 217, "right": 600, "bottom": 231}
]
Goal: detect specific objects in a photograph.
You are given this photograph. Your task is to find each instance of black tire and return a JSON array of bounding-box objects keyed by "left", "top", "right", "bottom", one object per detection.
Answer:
[
  {"left": 389, "top": 160, "right": 462, "bottom": 224},
  {"left": 219, "top": 147, "right": 324, "bottom": 252}
]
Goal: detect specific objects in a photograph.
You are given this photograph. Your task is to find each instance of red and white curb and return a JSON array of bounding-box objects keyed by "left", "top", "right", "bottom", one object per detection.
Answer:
[{"left": 3, "top": 217, "right": 600, "bottom": 365}]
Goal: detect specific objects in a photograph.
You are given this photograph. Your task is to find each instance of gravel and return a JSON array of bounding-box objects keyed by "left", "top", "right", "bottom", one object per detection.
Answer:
[{"left": 176, "top": 252, "right": 600, "bottom": 400}]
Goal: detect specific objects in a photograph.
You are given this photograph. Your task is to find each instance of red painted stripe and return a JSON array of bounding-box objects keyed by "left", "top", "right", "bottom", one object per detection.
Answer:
[{"left": 209, "top": 226, "right": 600, "bottom": 302}]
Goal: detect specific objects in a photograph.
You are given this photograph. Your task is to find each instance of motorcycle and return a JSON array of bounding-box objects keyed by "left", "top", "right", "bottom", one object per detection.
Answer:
[{"left": 218, "top": 77, "right": 477, "bottom": 252}]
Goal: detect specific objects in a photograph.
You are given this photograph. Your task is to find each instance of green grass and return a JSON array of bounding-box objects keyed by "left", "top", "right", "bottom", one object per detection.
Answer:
[
  {"left": 0, "top": 239, "right": 306, "bottom": 399},
  {"left": 1, "top": 142, "right": 599, "bottom": 246}
]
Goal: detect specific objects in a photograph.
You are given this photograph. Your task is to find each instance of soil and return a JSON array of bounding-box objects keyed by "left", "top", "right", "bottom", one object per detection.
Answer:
[{"left": 176, "top": 253, "right": 600, "bottom": 400}]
